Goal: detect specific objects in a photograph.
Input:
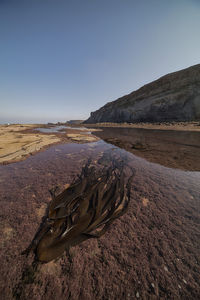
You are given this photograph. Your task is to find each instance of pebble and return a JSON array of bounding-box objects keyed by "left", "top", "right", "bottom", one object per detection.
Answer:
[
  {"left": 151, "top": 283, "right": 155, "bottom": 288},
  {"left": 136, "top": 292, "right": 140, "bottom": 298},
  {"left": 183, "top": 279, "right": 187, "bottom": 284},
  {"left": 164, "top": 266, "right": 168, "bottom": 272}
]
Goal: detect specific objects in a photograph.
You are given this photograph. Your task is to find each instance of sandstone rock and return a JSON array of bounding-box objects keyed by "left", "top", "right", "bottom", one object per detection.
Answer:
[{"left": 85, "top": 64, "right": 200, "bottom": 123}]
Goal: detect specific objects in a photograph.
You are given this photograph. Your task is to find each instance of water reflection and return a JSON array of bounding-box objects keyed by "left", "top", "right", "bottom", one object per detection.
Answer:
[
  {"left": 34, "top": 125, "right": 68, "bottom": 133},
  {"left": 93, "top": 127, "right": 200, "bottom": 171},
  {"left": 35, "top": 125, "right": 90, "bottom": 134}
]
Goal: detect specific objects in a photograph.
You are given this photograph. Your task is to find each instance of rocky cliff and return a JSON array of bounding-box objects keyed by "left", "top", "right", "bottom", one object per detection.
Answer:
[{"left": 85, "top": 64, "right": 200, "bottom": 123}]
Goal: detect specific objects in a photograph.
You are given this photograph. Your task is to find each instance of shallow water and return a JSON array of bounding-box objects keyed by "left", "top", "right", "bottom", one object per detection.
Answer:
[
  {"left": 93, "top": 127, "right": 200, "bottom": 171},
  {"left": 35, "top": 125, "right": 89, "bottom": 133},
  {"left": 0, "top": 139, "right": 200, "bottom": 299}
]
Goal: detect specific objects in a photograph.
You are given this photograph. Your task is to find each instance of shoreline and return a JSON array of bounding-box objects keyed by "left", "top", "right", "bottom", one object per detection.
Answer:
[
  {"left": 0, "top": 124, "right": 99, "bottom": 165},
  {"left": 1, "top": 121, "right": 200, "bottom": 169}
]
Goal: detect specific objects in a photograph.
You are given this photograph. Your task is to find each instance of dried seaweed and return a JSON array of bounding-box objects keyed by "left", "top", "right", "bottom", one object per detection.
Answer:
[{"left": 22, "top": 158, "right": 134, "bottom": 263}]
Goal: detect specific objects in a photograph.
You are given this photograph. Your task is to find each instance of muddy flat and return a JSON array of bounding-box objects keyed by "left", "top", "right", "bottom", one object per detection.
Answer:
[{"left": 0, "top": 135, "right": 200, "bottom": 299}]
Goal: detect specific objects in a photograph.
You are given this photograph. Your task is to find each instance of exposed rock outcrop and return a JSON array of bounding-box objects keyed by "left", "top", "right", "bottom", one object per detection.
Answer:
[{"left": 85, "top": 64, "right": 200, "bottom": 123}]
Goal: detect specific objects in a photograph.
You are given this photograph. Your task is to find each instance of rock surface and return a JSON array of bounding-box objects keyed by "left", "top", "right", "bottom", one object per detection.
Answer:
[
  {"left": 1, "top": 141, "right": 200, "bottom": 299},
  {"left": 85, "top": 64, "right": 200, "bottom": 123},
  {"left": 0, "top": 124, "right": 99, "bottom": 165}
]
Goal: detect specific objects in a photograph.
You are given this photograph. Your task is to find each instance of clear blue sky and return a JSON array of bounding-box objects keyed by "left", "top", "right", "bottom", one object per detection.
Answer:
[{"left": 0, "top": 0, "right": 200, "bottom": 123}]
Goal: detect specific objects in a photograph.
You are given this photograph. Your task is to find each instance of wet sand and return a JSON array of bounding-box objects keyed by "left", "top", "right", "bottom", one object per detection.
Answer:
[
  {"left": 91, "top": 127, "right": 200, "bottom": 171},
  {"left": 0, "top": 141, "right": 200, "bottom": 299}
]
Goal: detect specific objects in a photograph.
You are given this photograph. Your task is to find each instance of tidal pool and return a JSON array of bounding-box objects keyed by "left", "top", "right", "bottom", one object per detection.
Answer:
[
  {"left": 0, "top": 139, "right": 200, "bottom": 299},
  {"left": 93, "top": 127, "right": 200, "bottom": 171}
]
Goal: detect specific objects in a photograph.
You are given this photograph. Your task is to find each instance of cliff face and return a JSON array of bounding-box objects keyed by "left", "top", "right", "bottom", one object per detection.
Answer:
[{"left": 85, "top": 64, "right": 200, "bottom": 123}]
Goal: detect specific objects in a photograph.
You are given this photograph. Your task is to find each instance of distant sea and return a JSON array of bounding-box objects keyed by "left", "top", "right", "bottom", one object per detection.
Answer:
[{"left": 0, "top": 120, "right": 63, "bottom": 125}]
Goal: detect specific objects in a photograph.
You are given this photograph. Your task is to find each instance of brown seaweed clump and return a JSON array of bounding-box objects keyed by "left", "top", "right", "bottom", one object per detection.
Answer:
[{"left": 23, "top": 161, "right": 133, "bottom": 263}]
